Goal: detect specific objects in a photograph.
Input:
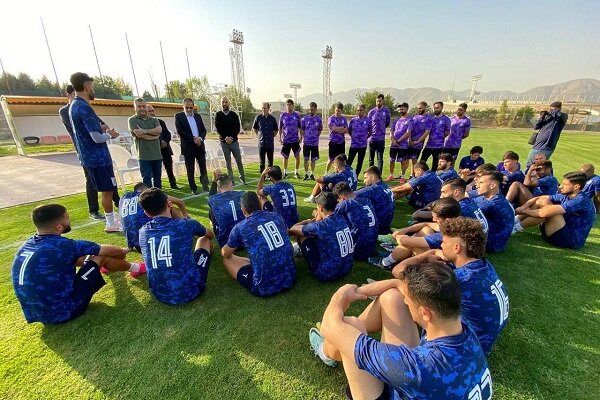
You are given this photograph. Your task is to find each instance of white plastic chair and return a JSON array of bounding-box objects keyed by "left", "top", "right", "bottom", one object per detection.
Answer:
[
  {"left": 168, "top": 142, "right": 187, "bottom": 178},
  {"left": 204, "top": 139, "right": 227, "bottom": 169},
  {"left": 107, "top": 144, "right": 139, "bottom": 191},
  {"left": 110, "top": 132, "right": 136, "bottom": 156}
]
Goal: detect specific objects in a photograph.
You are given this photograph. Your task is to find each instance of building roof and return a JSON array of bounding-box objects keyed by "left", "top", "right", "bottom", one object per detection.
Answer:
[{"left": 0, "top": 95, "right": 191, "bottom": 109}]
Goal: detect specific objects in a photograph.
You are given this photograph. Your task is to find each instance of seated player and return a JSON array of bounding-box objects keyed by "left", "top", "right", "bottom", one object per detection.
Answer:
[
  {"left": 355, "top": 166, "right": 395, "bottom": 234},
  {"left": 580, "top": 163, "right": 600, "bottom": 213},
  {"left": 474, "top": 171, "right": 515, "bottom": 252},
  {"left": 304, "top": 154, "right": 357, "bottom": 203},
  {"left": 290, "top": 192, "right": 354, "bottom": 282},
  {"left": 308, "top": 264, "right": 491, "bottom": 399},
  {"left": 499, "top": 151, "right": 525, "bottom": 196},
  {"left": 496, "top": 150, "right": 522, "bottom": 172},
  {"left": 257, "top": 165, "right": 299, "bottom": 228},
  {"left": 458, "top": 145, "right": 484, "bottom": 183},
  {"left": 120, "top": 182, "right": 189, "bottom": 251},
  {"left": 392, "top": 217, "right": 509, "bottom": 355},
  {"left": 386, "top": 102, "right": 412, "bottom": 183},
  {"left": 222, "top": 192, "right": 296, "bottom": 296},
  {"left": 506, "top": 160, "right": 558, "bottom": 207},
  {"left": 207, "top": 171, "right": 245, "bottom": 247},
  {"left": 332, "top": 182, "right": 378, "bottom": 261},
  {"left": 370, "top": 198, "right": 461, "bottom": 269},
  {"left": 391, "top": 161, "right": 442, "bottom": 208},
  {"left": 523, "top": 151, "right": 548, "bottom": 174},
  {"left": 139, "top": 188, "right": 214, "bottom": 305},
  {"left": 12, "top": 204, "right": 145, "bottom": 324},
  {"left": 436, "top": 152, "right": 459, "bottom": 182},
  {"left": 461, "top": 163, "right": 497, "bottom": 198},
  {"left": 514, "top": 171, "right": 596, "bottom": 249}
]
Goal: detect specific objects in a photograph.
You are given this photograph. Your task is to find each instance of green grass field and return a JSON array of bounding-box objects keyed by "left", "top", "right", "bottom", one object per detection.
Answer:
[{"left": 0, "top": 128, "right": 598, "bottom": 399}]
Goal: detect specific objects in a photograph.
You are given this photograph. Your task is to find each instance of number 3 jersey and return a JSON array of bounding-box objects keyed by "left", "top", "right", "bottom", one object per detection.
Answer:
[
  {"left": 227, "top": 211, "right": 296, "bottom": 297},
  {"left": 139, "top": 217, "right": 208, "bottom": 304},
  {"left": 119, "top": 191, "right": 151, "bottom": 250},
  {"left": 261, "top": 181, "right": 299, "bottom": 228},
  {"left": 207, "top": 190, "right": 246, "bottom": 247}
]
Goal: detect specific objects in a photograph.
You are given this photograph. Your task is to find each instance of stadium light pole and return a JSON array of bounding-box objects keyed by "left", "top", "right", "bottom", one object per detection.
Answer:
[
  {"left": 290, "top": 83, "right": 301, "bottom": 104},
  {"left": 125, "top": 33, "right": 140, "bottom": 97}
]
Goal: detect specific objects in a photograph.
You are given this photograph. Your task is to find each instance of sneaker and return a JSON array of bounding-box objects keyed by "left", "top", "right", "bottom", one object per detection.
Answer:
[
  {"left": 368, "top": 257, "right": 392, "bottom": 271},
  {"left": 399, "top": 176, "right": 406, "bottom": 184},
  {"left": 377, "top": 248, "right": 392, "bottom": 258},
  {"left": 294, "top": 172, "right": 301, "bottom": 179},
  {"left": 309, "top": 328, "right": 337, "bottom": 367},
  {"left": 385, "top": 174, "right": 395, "bottom": 182},
  {"left": 104, "top": 224, "right": 123, "bottom": 233},
  {"left": 303, "top": 174, "right": 309, "bottom": 181},
  {"left": 377, "top": 234, "right": 396, "bottom": 245},
  {"left": 304, "top": 196, "right": 315, "bottom": 203},
  {"left": 129, "top": 262, "right": 147, "bottom": 278},
  {"left": 380, "top": 242, "right": 396, "bottom": 252},
  {"left": 239, "top": 176, "right": 246, "bottom": 185},
  {"left": 89, "top": 211, "right": 104, "bottom": 220},
  {"left": 283, "top": 172, "right": 288, "bottom": 179},
  {"left": 100, "top": 267, "right": 109, "bottom": 274},
  {"left": 191, "top": 189, "right": 198, "bottom": 195},
  {"left": 310, "top": 174, "right": 315, "bottom": 181}
]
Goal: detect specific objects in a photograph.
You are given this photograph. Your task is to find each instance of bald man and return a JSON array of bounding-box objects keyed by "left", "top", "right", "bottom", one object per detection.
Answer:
[{"left": 215, "top": 97, "right": 246, "bottom": 185}]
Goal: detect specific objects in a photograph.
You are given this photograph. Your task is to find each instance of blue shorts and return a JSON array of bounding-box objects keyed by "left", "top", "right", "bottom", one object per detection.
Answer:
[
  {"left": 193, "top": 248, "right": 211, "bottom": 285},
  {"left": 68, "top": 260, "right": 106, "bottom": 323},
  {"left": 540, "top": 224, "right": 578, "bottom": 249},
  {"left": 85, "top": 165, "right": 117, "bottom": 192}
]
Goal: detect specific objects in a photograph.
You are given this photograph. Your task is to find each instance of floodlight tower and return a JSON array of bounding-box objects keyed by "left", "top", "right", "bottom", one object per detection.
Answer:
[
  {"left": 290, "top": 83, "right": 302, "bottom": 104},
  {"left": 229, "top": 29, "right": 246, "bottom": 94},
  {"left": 322, "top": 45, "right": 333, "bottom": 119},
  {"left": 470, "top": 74, "right": 483, "bottom": 102}
]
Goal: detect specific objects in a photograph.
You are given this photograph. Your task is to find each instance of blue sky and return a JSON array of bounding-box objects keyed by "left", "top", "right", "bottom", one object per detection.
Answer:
[{"left": 1, "top": 0, "right": 598, "bottom": 103}]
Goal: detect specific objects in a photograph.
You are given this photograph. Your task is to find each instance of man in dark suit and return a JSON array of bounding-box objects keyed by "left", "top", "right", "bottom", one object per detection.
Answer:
[
  {"left": 147, "top": 104, "right": 179, "bottom": 189},
  {"left": 175, "top": 98, "right": 209, "bottom": 194}
]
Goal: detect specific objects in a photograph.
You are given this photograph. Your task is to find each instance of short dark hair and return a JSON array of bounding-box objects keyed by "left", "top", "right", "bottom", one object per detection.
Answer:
[
  {"left": 442, "top": 178, "right": 467, "bottom": 193},
  {"left": 479, "top": 170, "right": 504, "bottom": 184},
  {"left": 470, "top": 146, "right": 483, "bottom": 154},
  {"left": 286, "top": 99, "right": 294, "bottom": 106},
  {"left": 458, "top": 103, "right": 468, "bottom": 109},
  {"left": 332, "top": 182, "right": 352, "bottom": 197},
  {"left": 419, "top": 101, "right": 428, "bottom": 107},
  {"left": 32, "top": 204, "right": 67, "bottom": 229},
  {"left": 398, "top": 102, "right": 409, "bottom": 109},
  {"left": 309, "top": 101, "right": 317, "bottom": 108},
  {"left": 440, "top": 217, "right": 486, "bottom": 259},
  {"left": 439, "top": 153, "right": 454, "bottom": 163},
  {"left": 563, "top": 171, "right": 587, "bottom": 189},
  {"left": 334, "top": 154, "right": 347, "bottom": 167},
  {"left": 398, "top": 263, "right": 461, "bottom": 319},
  {"left": 550, "top": 101, "right": 562, "bottom": 109},
  {"left": 376, "top": 94, "right": 384, "bottom": 100},
  {"left": 365, "top": 166, "right": 381, "bottom": 180},
  {"left": 315, "top": 192, "right": 338, "bottom": 212},
  {"left": 217, "top": 174, "right": 232, "bottom": 190},
  {"left": 433, "top": 101, "right": 444, "bottom": 108},
  {"left": 475, "top": 163, "right": 496, "bottom": 174},
  {"left": 503, "top": 151, "right": 519, "bottom": 161},
  {"left": 267, "top": 165, "right": 283, "bottom": 181},
  {"left": 134, "top": 182, "right": 148, "bottom": 192},
  {"left": 431, "top": 197, "right": 461, "bottom": 219},
  {"left": 540, "top": 160, "right": 553, "bottom": 171},
  {"left": 182, "top": 98, "right": 194, "bottom": 104},
  {"left": 240, "top": 191, "right": 261, "bottom": 214},
  {"left": 69, "top": 72, "right": 93, "bottom": 92},
  {"left": 139, "top": 188, "right": 168, "bottom": 216},
  {"left": 335, "top": 102, "right": 343, "bottom": 111},
  {"left": 414, "top": 161, "right": 429, "bottom": 172},
  {"left": 65, "top": 84, "right": 75, "bottom": 94}
]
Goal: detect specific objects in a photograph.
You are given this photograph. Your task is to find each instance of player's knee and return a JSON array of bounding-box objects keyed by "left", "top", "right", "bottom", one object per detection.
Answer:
[
  {"left": 379, "top": 288, "right": 404, "bottom": 310},
  {"left": 344, "top": 316, "right": 367, "bottom": 333}
]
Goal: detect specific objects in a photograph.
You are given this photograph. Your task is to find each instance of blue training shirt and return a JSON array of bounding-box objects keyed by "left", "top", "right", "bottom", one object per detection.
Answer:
[
  {"left": 227, "top": 211, "right": 296, "bottom": 296},
  {"left": 139, "top": 217, "right": 208, "bottom": 305},
  {"left": 208, "top": 190, "right": 246, "bottom": 247},
  {"left": 262, "top": 181, "right": 299, "bottom": 228},
  {"left": 323, "top": 166, "right": 358, "bottom": 191},
  {"left": 474, "top": 194, "right": 514, "bottom": 252},
  {"left": 408, "top": 171, "right": 442, "bottom": 209},
  {"left": 301, "top": 214, "right": 354, "bottom": 281},
  {"left": 334, "top": 197, "right": 378, "bottom": 260},
  {"left": 119, "top": 191, "right": 151, "bottom": 249},
  {"left": 12, "top": 234, "right": 101, "bottom": 324},
  {"left": 532, "top": 175, "right": 559, "bottom": 197},
  {"left": 549, "top": 193, "right": 596, "bottom": 249},
  {"left": 500, "top": 169, "right": 525, "bottom": 196},
  {"left": 69, "top": 97, "right": 112, "bottom": 168},
  {"left": 582, "top": 175, "right": 600, "bottom": 199},
  {"left": 438, "top": 167, "right": 459, "bottom": 182},
  {"left": 354, "top": 322, "right": 491, "bottom": 400},
  {"left": 459, "top": 197, "right": 489, "bottom": 233},
  {"left": 356, "top": 181, "right": 394, "bottom": 234}
]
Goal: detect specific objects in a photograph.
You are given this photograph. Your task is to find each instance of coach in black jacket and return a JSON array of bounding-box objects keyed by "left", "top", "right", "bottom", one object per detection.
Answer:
[{"left": 175, "top": 98, "right": 209, "bottom": 194}]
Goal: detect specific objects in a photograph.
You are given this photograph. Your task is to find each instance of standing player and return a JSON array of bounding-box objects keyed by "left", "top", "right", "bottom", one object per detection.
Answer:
[
  {"left": 257, "top": 165, "right": 299, "bottom": 228},
  {"left": 279, "top": 99, "right": 302, "bottom": 179},
  {"left": 506, "top": 161, "right": 558, "bottom": 207},
  {"left": 367, "top": 94, "right": 391, "bottom": 173},
  {"left": 421, "top": 101, "right": 451, "bottom": 172},
  {"left": 222, "top": 192, "right": 297, "bottom": 297},
  {"left": 355, "top": 166, "right": 395, "bottom": 234},
  {"left": 326, "top": 103, "right": 348, "bottom": 174},
  {"left": 444, "top": 103, "right": 471, "bottom": 161},
  {"left": 332, "top": 182, "right": 378, "bottom": 261},
  {"left": 207, "top": 171, "right": 245, "bottom": 248},
  {"left": 252, "top": 102, "right": 279, "bottom": 174},
  {"left": 437, "top": 153, "right": 459, "bottom": 182},
  {"left": 290, "top": 193, "right": 354, "bottom": 282},
  {"left": 347, "top": 103, "right": 371, "bottom": 179},
  {"left": 386, "top": 103, "right": 412, "bottom": 183},
  {"left": 68, "top": 72, "right": 121, "bottom": 232},
  {"left": 299, "top": 102, "right": 322, "bottom": 180},
  {"left": 474, "top": 171, "right": 515, "bottom": 252},
  {"left": 139, "top": 188, "right": 214, "bottom": 305},
  {"left": 580, "top": 164, "right": 600, "bottom": 213},
  {"left": 514, "top": 171, "right": 596, "bottom": 249},
  {"left": 407, "top": 101, "right": 433, "bottom": 171},
  {"left": 500, "top": 151, "right": 525, "bottom": 196},
  {"left": 12, "top": 204, "right": 145, "bottom": 324},
  {"left": 304, "top": 155, "right": 356, "bottom": 203},
  {"left": 392, "top": 161, "right": 442, "bottom": 209}
]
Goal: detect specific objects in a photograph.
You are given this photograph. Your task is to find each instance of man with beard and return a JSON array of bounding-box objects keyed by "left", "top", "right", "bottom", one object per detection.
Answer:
[
  {"left": 215, "top": 96, "right": 246, "bottom": 185},
  {"left": 128, "top": 98, "right": 163, "bottom": 188},
  {"left": 279, "top": 99, "right": 302, "bottom": 179},
  {"left": 407, "top": 102, "right": 433, "bottom": 172},
  {"left": 421, "top": 101, "right": 451, "bottom": 171},
  {"left": 444, "top": 103, "right": 471, "bottom": 161},
  {"left": 147, "top": 104, "right": 179, "bottom": 189},
  {"left": 347, "top": 103, "right": 372, "bottom": 178},
  {"left": 367, "top": 94, "right": 391, "bottom": 174},
  {"left": 300, "top": 102, "right": 323, "bottom": 180},
  {"left": 253, "top": 102, "right": 279, "bottom": 174},
  {"left": 386, "top": 103, "right": 412, "bottom": 183}
]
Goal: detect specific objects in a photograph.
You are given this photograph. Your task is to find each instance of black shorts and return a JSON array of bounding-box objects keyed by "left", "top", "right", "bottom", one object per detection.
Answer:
[
  {"left": 299, "top": 237, "right": 321, "bottom": 276},
  {"left": 406, "top": 147, "right": 422, "bottom": 160},
  {"left": 540, "top": 224, "right": 578, "bottom": 249},
  {"left": 68, "top": 259, "right": 106, "bottom": 322},
  {"left": 281, "top": 142, "right": 301, "bottom": 158},
  {"left": 444, "top": 147, "right": 460, "bottom": 159},
  {"left": 303, "top": 145, "right": 320, "bottom": 161},
  {"left": 193, "top": 248, "right": 211, "bottom": 284},
  {"left": 328, "top": 142, "right": 346, "bottom": 161},
  {"left": 389, "top": 147, "right": 408, "bottom": 162},
  {"left": 236, "top": 264, "right": 254, "bottom": 289},
  {"left": 85, "top": 165, "right": 117, "bottom": 192}
]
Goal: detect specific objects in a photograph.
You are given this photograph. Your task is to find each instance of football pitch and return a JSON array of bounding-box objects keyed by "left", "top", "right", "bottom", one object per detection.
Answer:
[{"left": 0, "top": 128, "right": 598, "bottom": 399}]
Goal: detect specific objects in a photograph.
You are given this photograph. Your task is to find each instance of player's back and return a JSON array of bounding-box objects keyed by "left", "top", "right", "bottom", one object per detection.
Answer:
[
  {"left": 208, "top": 190, "right": 245, "bottom": 247},
  {"left": 533, "top": 175, "right": 559, "bottom": 196},
  {"left": 459, "top": 197, "right": 489, "bottom": 233},
  {"left": 408, "top": 171, "right": 442, "bottom": 208},
  {"left": 335, "top": 197, "right": 378, "bottom": 260},
  {"left": 120, "top": 191, "right": 151, "bottom": 250},
  {"left": 582, "top": 175, "right": 600, "bottom": 198},
  {"left": 262, "top": 181, "right": 299, "bottom": 228},
  {"left": 228, "top": 211, "right": 296, "bottom": 296},
  {"left": 344, "top": 165, "right": 358, "bottom": 190},
  {"left": 356, "top": 181, "right": 394, "bottom": 234},
  {"left": 550, "top": 193, "right": 596, "bottom": 249},
  {"left": 475, "top": 195, "right": 514, "bottom": 252},
  {"left": 69, "top": 97, "right": 111, "bottom": 168},
  {"left": 454, "top": 259, "right": 509, "bottom": 355},
  {"left": 12, "top": 234, "right": 100, "bottom": 323}
]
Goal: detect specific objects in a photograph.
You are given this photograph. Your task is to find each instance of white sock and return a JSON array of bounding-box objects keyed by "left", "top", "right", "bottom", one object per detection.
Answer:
[
  {"left": 295, "top": 169, "right": 298, "bottom": 174},
  {"left": 513, "top": 222, "right": 524, "bottom": 232},
  {"left": 307, "top": 195, "right": 314, "bottom": 200},
  {"left": 105, "top": 212, "right": 115, "bottom": 226},
  {"left": 284, "top": 169, "right": 288, "bottom": 174},
  {"left": 128, "top": 262, "right": 141, "bottom": 272},
  {"left": 310, "top": 171, "right": 314, "bottom": 176},
  {"left": 381, "top": 254, "right": 398, "bottom": 267}
]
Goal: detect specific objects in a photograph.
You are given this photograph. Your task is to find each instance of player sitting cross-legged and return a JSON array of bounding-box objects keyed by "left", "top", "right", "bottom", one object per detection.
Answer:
[
  {"left": 257, "top": 165, "right": 299, "bottom": 229},
  {"left": 304, "top": 154, "right": 357, "bottom": 203}
]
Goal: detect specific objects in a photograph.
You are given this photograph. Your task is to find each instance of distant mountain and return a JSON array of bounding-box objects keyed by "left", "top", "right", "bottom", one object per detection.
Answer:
[{"left": 297, "top": 78, "right": 600, "bottom": 106}]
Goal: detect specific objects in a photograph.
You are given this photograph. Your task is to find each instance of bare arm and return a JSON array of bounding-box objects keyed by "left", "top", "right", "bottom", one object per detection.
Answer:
[
  {"left": 221, "top": 244, "right": 236, "bottom": 258},
  {"left": 98, "top": 245, "right": 130, "bottom": 258}
]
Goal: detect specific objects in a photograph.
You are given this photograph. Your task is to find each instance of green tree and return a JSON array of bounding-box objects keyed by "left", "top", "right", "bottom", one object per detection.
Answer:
[
  {"left": 515, "top": 106, "right": 535, "bottom": 124},
  {"left": 165, "top": 80, "right": 188, "bottom": 100},
  {"left": 496, "top": 99, "right": 509, "bottom": 126},
  {"left": 222, "top": 86, "right": 256, "bottom": 127},
  {"left": 15, "top": 72, "right": 35, "bottom": 90},
  {"left": 142, "top": 90, "right": 154, "bottom": 101},
  {"left": 35, "top": 75, "right": 56, "bottom": 91},
  {"left": 186, "top": 75, "right": 211, "bottom": 102},
  {"left": 355, "top": 90, "right": 396, "bottom": 116},
  {"left": 294, "top": 102, "right": 304, "bottom": 113},
  {"left": 94, "top": 75, "right": 133, "bottom": 97},
  {"left": 0, "top": 72, "right": 17, "bottom": 93}
]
